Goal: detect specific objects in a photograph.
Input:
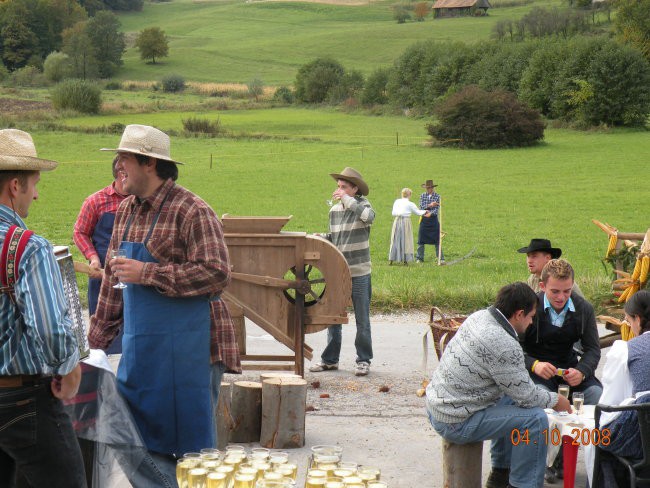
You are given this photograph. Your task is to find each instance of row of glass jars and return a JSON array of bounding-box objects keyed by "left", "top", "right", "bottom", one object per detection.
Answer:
[{"left": 307, "top": 445, "right": 385, "bottom": 488}]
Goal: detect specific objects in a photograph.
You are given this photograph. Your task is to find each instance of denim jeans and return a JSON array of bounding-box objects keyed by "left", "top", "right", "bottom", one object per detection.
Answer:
[
  {"left": 416, "top": 243, "right": 444, "bottom": 262},
  {"left": 0, "top": 380, "right": 87, "bottom": 488},
  {"left": 321, "top": 274, "right": 373, "bottom": 364},
  {"left": 125, "top": 362, "right": 226, "bottom": 488},
  {"left": 428, "top": 396, "right": 549, "bottom": 488}
]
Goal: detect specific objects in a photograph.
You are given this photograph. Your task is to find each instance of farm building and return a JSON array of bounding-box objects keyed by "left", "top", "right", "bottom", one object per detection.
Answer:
[{"left": 432, "top": 0, "right": 492, "bottom": 17}]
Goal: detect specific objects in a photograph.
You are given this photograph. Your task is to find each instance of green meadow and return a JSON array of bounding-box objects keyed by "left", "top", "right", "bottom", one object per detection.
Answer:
[
  {"left": 28, "top": 108, "right": 650, "bottom": 312},
  {"left": 114, "top": 0, "right": 565, "bottom": 84}
]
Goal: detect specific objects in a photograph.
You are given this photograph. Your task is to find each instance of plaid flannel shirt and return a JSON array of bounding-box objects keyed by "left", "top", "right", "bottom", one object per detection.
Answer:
[
  {"left": 419, "top": 191, "right": 440, "bottom": 216},
  {"left": 88, "top": 179, "right": 241, "bottom": 373}
]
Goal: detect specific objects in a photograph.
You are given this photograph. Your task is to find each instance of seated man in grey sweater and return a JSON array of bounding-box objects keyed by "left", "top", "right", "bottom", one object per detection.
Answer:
[{"left": 426, "top": 282, "right": 571, "bottom": 488}]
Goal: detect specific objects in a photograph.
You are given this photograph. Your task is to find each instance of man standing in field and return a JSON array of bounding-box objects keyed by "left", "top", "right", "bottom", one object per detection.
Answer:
[
  {"left": 310, "top": 167, "right": 375, "bottom": 376},
  {"left": 416, "top": 179, "right": 444, "bottom": 264},
  {"left": 0, "top": 129, "right": 85, "bottom": 487},
  {"left": 517, "top": 238, "right": 582, "bottom": 296},
  {"left": 426, "top": 282, "right": 571, "bottom": 488},
  {"left": 89, "top": 124, "right": 240, "bottom": 485}
]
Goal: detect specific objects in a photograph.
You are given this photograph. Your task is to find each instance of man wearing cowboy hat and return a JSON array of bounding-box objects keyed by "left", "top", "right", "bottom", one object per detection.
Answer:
[
  {"left": 88, "top": 124, "right": 241, "bottom": 485},
  {"left": 416, "top": 179, "right": 444, "bottom": 264},
  {"left": 517, "top": 238, "right": 582, "bottom": 296},
  {"left": 310, "top": 167, "right": 375, "bottom": 376},
  {"left": 0, "top": 129, "right": 86, "bottom": 487}
]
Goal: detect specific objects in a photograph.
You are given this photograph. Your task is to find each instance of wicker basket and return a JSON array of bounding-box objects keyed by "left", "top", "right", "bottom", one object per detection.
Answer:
[{"left": 428, "top": 306, "right": 467, "bottom": 360}]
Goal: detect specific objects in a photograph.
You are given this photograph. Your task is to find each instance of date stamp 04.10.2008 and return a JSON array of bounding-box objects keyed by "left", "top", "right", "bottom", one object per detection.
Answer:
[{"left": 510, "top": 428, "right": 611, "bottom": 447}]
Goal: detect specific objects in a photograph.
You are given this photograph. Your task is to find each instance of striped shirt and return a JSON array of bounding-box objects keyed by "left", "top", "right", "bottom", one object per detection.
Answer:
[
  {"left": 329, "top": 194, "right": 374, "bottom": 277},
  {"left": 88, "top": 179, "right": 241, "bottom": 373},
  {"left": 73, "top": 182, "right": 126, "bottom": 260},
  {"left": 419, "top": 191, "right": 440, "bottom": 216},
  {"left": 0, "top": 205, "right": 80, "bottom": 376}
]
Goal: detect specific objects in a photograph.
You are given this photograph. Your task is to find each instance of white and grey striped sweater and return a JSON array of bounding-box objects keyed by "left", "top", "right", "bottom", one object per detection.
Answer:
[{"left": 328, "top": 194, "right": 374, "bottom": 277}]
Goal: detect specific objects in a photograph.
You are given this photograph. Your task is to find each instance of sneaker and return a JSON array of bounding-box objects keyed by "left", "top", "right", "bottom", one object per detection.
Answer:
[
  {"left": 355, "top": 361, "right": 370, "bottom": 376},
  {"left": 485, "top": 468, "right": 509, "bottom": 488},
  {"left": 544, "top": 466, "right": 557, "bottom": 484},
  {"left": 309, "top": 362, "right": 338, "bottom": 372}
]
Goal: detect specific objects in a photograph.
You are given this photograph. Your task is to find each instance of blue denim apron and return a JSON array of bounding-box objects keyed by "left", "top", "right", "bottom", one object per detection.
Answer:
[
  {"left": 89, "top": 212, "right": 124, "bottom": 354},
  {"left": 116, "top": 189, "right": 214, "bottom": 455}
]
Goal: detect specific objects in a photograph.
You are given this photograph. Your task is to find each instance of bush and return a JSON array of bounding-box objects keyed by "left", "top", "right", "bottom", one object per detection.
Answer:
[
  {"left": 161, "top": 74, "right": 185, "bottom": 93},
  {"left": 273, "top": 86, "right": 294, "bottom": 104},
  {"left": 0, "top": 64, "right": 9, "bottom": 83},
  {"left": 247, "top": 78, "right": 264, "bottom": 101},
  {"left": 8, "top": 66, "right": 45, "bottom": 87},
  {"left": 105, "top": 80, "right": 122, "bottom": 90},
  {"left": 43, "top": 51, "right": 72, "bottom": 83},
  {"left": 294, "top": 58, "right": 345, "bottom": 103},
  {"left": 426, "top": 85, "right": 545, "bottom": 148},
  {"left": 393, "top": 5, "right": 411, "bottom": 23},
  {"left": 50, "top": 79, "right": 102, "bottom": 113},
  {"left": 182, "top": 116, "right": 222, "bottom": 137},
  {"left": 362, "top": 67, "right": 391, "bottom": 105},
  {"left": 328, "top": 69, "right": 364, "bottom": 103}
]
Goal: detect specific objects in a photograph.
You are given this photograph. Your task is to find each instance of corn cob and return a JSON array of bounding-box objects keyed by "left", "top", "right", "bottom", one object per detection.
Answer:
[
  {"left": 606, "top": 234, "right": 618, "bottom": 258},
  {"left": 639, "top": 255, "right": 650, "bottom": 285},
  {"left": 631, "top": 258, "right": 642, "bottom": 281}
]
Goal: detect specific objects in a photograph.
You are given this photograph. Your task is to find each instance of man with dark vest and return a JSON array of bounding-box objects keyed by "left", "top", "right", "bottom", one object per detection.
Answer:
[
  {"left": 89, "top": 124, "right": 241, "bottom": 486},
  {"left": 0, "top": 129, "right": 85, "bottom": 487}
]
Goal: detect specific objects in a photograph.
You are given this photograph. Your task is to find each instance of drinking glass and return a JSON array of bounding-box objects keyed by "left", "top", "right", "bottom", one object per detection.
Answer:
[
  {"left": 177, "top": 458, "right": 194, "bottom": 488},
  {"left": 251, "top": 448, "right": 270, "bottom": 461},
  {"left": 188, "top": 467, "right": 208, "bottom": 488},
  {"left": 305, "top": 477, "right": 327, "bottom": 488},
  {"left": 255, "top": 480, "right": 295, "bottom": 488},
  {"left": 572, "top": 392, "right": 585, "bottom": 415},
  {"left": 274, "top": 462, "right": 297, "bottom": 480},
  {"left": 357, "top": 466, "right": 380, "bottom": 482},
  {"left": 323, "top": 477, "right": 344, "bottom": 488},
  {"left": 558, "top": 384, "right": 570, "bottom": 398},
  {"left": 207, "top": 471, "right": 228, "bottom": 488},
  {"left": 367, "top": 482, "right": 388, "bottom": 488},
  {"left": 111, "top": 249, "right": 128, "bottom": 289},
  {"left": 233, "top": 471, "right": 256, "bottom": 488}
]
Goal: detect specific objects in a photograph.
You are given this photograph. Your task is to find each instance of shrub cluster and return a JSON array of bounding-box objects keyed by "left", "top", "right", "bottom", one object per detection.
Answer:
[
  {"left": 426, "top": 85, "right": 545, "bottom": 148},
  {"left": 50, "top": 79, "right": 102, "bottom": 113},
  {"left": 387, "top": 36, "right": 650, "bottom": 126},
  {"left": 161, "top": 74, "right": 185, "bottom": 93},
  {"left": 182, "top": 116, "right": 222, "bottom": 137},
  {"left": 294, "top": 58, "right": 364, "bottom": 104}
]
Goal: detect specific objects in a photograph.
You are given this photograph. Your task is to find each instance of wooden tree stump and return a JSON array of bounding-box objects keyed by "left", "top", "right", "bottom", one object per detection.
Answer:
[
  {"left": 442, "top": 439, "right": 482, "bottom": 488},
  {"left": 216, "top": 381, "right": 233, "bottom": 449},
  {"left": 260, "top": 372, "right": 301, "bottom": 383},
  {"left": 260, "top": 377, "right": 307, "bottom": 449},
  {"left": 230, "top": 381, "right": 263, "bottom": 443}
]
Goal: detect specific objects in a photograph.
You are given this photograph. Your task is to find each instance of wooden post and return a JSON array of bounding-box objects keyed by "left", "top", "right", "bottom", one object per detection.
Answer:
[
  {"left": 230, "top": 381, "right": 263, "bottom": 443},
  {"left": 216, "top": 381, "right": 233, "bottom": 449},
  {"left": 442, "top": 439, "right": 482, "bottom": 487},
  {"left": 260, "top": 372, "right": 301, "bottom": 383},
  {"left": 260, "top": 377, "right": 307, "bottom": 449}
]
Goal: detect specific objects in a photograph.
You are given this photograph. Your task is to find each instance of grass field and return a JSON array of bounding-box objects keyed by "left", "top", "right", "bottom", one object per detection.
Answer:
[
  {"left": 114, "top": 0, "right": 566, "bottom": 84},
  {"left": 26, "top": 107, "right": 649, "bottom": 313}
]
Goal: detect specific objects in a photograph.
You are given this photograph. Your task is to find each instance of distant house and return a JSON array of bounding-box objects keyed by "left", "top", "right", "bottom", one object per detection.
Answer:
[{"left": 432, "top": 0, "right": 492, "bottom": 17}]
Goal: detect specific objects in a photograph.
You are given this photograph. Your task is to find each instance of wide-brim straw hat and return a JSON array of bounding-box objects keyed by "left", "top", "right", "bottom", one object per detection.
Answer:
[
  {"left": 421, "top": 179, "right": 438, "bottom": 188},
  {"left": 0, "top": 129, "right": 58, "bottom": 171},
  {"left": 517, "top": 238, "right": 562, "bottom": 259},
  {"left": 101, "top": 124, "right": 184, "bottom": 165},
  {"left": 329, "top": 167, "right": 369, "bottom": 196}
]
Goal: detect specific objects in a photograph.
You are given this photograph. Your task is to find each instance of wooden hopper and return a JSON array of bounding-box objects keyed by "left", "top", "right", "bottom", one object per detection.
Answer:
[{"left": 222, "top": 215, "right": 351, "bottom": 376}]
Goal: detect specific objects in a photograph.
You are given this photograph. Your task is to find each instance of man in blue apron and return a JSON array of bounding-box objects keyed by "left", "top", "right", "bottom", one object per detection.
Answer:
[
  {"left": 73, "top": 155, "right": 127, "bottom": 354},
  {"left": 416, "top": 179, "right": 444, "bottom": 264},
  {"left": 88, "top": 125, "right": 241, "bottom": 487}
]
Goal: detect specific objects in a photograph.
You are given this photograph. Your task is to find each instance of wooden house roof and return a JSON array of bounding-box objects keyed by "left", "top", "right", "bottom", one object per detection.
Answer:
[{"left": 432, "top": 0, "right": 492, "bottom": 8}]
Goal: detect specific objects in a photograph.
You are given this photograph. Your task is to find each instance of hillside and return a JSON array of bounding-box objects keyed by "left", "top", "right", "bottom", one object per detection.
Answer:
[{"left": 114, "top": 0, "right": 564, "bottom": 84}]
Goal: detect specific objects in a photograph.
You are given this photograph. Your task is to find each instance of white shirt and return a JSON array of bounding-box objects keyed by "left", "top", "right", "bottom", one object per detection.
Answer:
[{"left": 392, "top": 198, "right": 426, "bottom": 218}]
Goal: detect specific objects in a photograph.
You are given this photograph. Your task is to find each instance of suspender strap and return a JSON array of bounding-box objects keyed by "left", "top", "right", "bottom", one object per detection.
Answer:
[{"left": 1, "top": 225, "right": 34, "bottom": 302}]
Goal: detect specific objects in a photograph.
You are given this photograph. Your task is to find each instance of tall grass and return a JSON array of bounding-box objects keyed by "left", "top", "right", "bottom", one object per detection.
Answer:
[{"left": 29, "top": 108, "right": 650, "bottom": 313}]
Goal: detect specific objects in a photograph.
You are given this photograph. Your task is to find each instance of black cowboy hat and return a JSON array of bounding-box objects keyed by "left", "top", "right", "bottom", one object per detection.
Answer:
[{"left": 517, "top": 239, "right": 562, "bottom": 259}]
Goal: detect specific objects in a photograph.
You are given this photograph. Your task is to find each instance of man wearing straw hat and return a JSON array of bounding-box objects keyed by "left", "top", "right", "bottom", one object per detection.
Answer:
[
  {"left": 416, "top": 179, "right": 444, "bottom": 264},
  {"left": 88, "top": 124, "right": 241, "bottom": 485},
  {"left": 310, "top": 167, "right": 375, "bottom": 376},
  {"left": 0, "top": 129, "right": 85, "bottom": 487}
]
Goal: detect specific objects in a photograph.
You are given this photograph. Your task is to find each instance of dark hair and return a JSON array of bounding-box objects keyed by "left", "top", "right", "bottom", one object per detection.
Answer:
[
  {"left": 134, "top": 153, "right": 178, "bottom": 181},
  {"left": 0, "top": 170, "right": 38, "bottom": 190},
  {"left": 111, "top": 155, "right": 119, "bottom": 179},
  {"left": 624, "top": 290, "right": 650, "bottom": 333},
  {"left": 494, "top": 282, "right": 537, "bottom": 319}
]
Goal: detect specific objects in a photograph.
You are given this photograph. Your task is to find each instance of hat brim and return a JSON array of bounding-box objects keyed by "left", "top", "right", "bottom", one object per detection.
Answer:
[
  {"left": 330, "top": 172, "right": 369, "bottom": 196},
  {"left": 421, "top": 183, "right": 438, "bottom": 188},
  {"left": 0, "top": 155, "right": 58, "bottom": 171},
  {"left": 517, "top": 246, "right": 562, "bottom": 259},
  {"left": 100, "top": 147, "right": 184, "bottom": 165}
]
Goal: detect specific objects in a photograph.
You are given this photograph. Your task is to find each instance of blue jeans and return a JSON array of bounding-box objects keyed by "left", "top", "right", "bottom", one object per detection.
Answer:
[
  {"left": 126, "top": 362, "right": 226, "bottom": 488},
  {"left": 429, "top": 396, "right": 549, "bottom": 488},
  {"left": 321, "top": 274, "right": 373, "bottom": 364},
  {"left": 416, "top": 243, "right": 444, "bottom": 262},
  {"left": 0, "top": 380, "right": 87, "bottom": 488}
]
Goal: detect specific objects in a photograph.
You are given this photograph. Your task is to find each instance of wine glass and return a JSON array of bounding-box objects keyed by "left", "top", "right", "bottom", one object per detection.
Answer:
[{"left": 111, "top": 249, "right": 128, "bottom": 289}]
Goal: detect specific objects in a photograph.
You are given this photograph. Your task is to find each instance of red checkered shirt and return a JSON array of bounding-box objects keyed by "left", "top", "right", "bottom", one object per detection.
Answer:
[
  {"left": 73, "top": 182, "right": 126, "bottom": 260},
  {"left": 88, "top": 179, "right": 241, "bottom": 373}
]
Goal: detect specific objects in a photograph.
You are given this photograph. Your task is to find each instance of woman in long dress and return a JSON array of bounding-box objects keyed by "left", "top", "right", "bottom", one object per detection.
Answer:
[
  {"left": 586, "top": 290, "right": 650, "bottom": 487},
  {"left": 389, "top": 188, "right": 428, "bottom": 264}
]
